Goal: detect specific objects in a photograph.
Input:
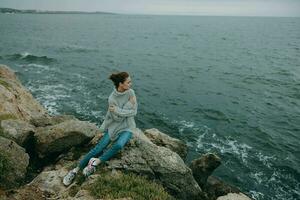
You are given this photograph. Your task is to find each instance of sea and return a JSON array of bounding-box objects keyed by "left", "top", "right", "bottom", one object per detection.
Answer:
[{"left": 0, "top": 13, "right": 299, "bottom": 200}]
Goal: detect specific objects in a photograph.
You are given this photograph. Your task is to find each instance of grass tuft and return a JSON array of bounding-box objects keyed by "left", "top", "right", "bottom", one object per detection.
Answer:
[
  {"left": 0, "top": 114, "right": 17, "bottom": 121},
  {"left": 87, "top": 170, "right": 173, "bottom": 200},
  {"left": 0, "top": 79, "right": 10, "bottom": 90},
  {"left": 0, "top": 152, "right": 10, "bottom": 188}
]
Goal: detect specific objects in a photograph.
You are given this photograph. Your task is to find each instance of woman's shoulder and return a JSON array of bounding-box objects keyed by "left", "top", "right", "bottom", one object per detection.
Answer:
[{"left": 129, "top": 89, "right": 136, "bottom": 96}]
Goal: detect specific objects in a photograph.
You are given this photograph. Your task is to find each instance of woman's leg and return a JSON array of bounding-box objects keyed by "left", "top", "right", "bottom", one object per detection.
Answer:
[
  {"left": 78, "top": 131, "right": 110, "bottom": 169},
  {"left": 99, "top": 131, "right": 132, "bottom": 162}
]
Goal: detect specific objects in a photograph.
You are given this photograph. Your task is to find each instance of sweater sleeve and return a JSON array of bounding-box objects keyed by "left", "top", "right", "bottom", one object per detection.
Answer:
[
  {"left": 108, "top": 96, "right": 128, "bottom": 121},
  {"left": 99, "top": 111, "right": 110, "bottom": 132},
  {"left": 114, "top": 90, "right": 138, "bottom": 117}
]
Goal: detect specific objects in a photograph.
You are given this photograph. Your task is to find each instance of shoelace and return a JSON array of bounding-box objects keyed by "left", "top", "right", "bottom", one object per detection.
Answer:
[{"left": 88, "top": 159, "right": 97, "bottom": 170}]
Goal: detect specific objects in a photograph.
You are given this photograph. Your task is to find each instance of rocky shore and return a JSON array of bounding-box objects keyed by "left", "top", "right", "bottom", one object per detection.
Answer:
[{"left": 0, "top": 64, "right": 252, "bottom": 200}]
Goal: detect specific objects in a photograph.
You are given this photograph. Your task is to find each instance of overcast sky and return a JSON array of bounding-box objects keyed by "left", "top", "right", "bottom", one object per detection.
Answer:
[{"left": 0, "top": 0, "right": 299, "bottom": 17}]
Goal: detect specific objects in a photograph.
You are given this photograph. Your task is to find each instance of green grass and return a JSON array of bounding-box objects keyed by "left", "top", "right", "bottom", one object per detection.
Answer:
[
  {"left": 0, "top": 114, "right": 17, "bottom": 121},
  {"left": 0, "top": 152, "right": 10, "bottom": 188},
  {"left": 0, "top": 79, "right": 10, "bottom": 90},
  {"left": 87, "top": 169, "right": 173, "bottom": 200},
  {"left": 0, "top": 114, "right": 17, "bottom": 139}
]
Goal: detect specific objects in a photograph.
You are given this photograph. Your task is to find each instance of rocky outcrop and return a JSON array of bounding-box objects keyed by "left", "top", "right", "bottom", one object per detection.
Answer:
[
  {"left": 0, "top": 185, "right": 47, "bottom": 200},
  {"left": 0, "top": 65, "right": 252, "bottom": 200},
  {"left": 217, "top": 193, "right": 252, "bottom": 200},
  {"left": 107, "top": 129, "right": 205, "bottom": 200},
  {"left": 0, "top": 65, "right": 48, "bottom": 122},
  {"left": 30, "top": 115, "right": 76, "bottom": 127},
  {"left": 29, "top": 168, "right": 70, "bottom": 196},
  {"left": 35, "top": 119, "right": 100, "bottom": 158},
  {"left": 0, "top": 137, "right": 29, "bottom": 189},
  {"left": 0, "top": 119, "right": 35, "bottom": 147},
  {"left": 190, "top": 153, "right": 221, "bottom": 187},
  {"left": 144, "top": 128, "right": 188, "bottom": 159},
  {"left": 205, "top": 176, "right": 241, "bottom": 199}
]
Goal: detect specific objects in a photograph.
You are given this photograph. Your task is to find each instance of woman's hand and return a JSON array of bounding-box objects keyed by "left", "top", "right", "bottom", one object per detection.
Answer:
[{"left": 109, "top": 105, "right": 116, "bottom": 112}]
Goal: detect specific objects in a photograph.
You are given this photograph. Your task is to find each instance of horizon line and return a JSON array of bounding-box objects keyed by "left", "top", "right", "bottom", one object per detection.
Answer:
[{"left": 1, "top": 7, "right": 299, "bottom": 18}]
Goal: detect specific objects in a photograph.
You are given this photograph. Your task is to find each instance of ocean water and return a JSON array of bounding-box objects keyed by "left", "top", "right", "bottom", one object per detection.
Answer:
[{"left": 0, "top": 14, "right": 299, "bottom": 200}]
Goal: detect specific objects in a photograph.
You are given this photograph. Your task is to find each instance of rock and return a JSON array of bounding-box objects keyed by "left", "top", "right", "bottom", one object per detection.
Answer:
[
  {"left": 29, "top": 168, "right": 69, "bottom": 196},
  {"left": 217, "top": 192, "right": 252, "bottom": 200},
  {"left": 107, "top": 129, "right": 205, "bottom": 200},
  {"left": 0, "top": 65, "right": 48, "bottom": 122},
  {"left": 30, "top": 114, "right": 77, "bottom": 127},
  {"left": 190, "top": 153, "right": 221, "bottom": 187},
  {"left": 29, "top": 162, "right": 100, "bottom": 199},
  {"left": 144, "top": 128, "right": 188, "bottom": 159},
  {"left": 0, "top": 119, "right": 35, "bottom": 147},
  {"left": 0, "top": 137, "right": 29, "bottom": 189},
  {"left": 88, "top": 131, "right": 104, "bottom": 147},
  {"left": 35, "top": 119, "right": 100, "bottom": 159},
  {"left": 205, "top": 176, "right": 241, "bottom": 199},
  {"left": 70, "top": 189, "right": 98, "bottom": 200},
  {"left": 1, "top": 185, "right": 48, "bottom": 200}
]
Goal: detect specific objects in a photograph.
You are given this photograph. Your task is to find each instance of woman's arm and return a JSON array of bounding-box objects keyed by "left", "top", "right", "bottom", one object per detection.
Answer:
[{"left": 114, "top": 95, "right": 137, "bottom": 117}]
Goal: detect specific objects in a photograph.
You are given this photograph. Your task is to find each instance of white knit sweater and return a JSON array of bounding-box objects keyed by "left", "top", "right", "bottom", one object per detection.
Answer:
[{"left": 99, "top": 88, "right": 137, "bottom": 141}]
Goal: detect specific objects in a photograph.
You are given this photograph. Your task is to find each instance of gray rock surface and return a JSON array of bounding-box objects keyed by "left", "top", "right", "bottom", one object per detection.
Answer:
[
  {"left": 107, "top": 129, "right": 205, "bottom": 200},
  {"left": 205, "top": 176, "right": 241, "bottom": 199},
  {"left": 217, "top": 193, "right": 252, "bottom": 200},
  {"left": 0, "top": 119, "right": 35, "bottom": 147},
  {"left": 0, "top": 136, "right": 29, "bottom": 189},
  {"left": 30, "top": 114, "right": 77, "bottom": 127},
  {"left": 29, "top": 168, "right": 69, "bottom": 196},
  {"left": 0, "top": 65, "right": 48, "bottom": 122},
  {"left": 35, "top": 119, "right": 100, "bottom": 158},
  {"left": 144, "top": 128, "right": 188, "bottom": 159},
  {"left": 190, "top": 153, "right": 221, "bottom": 187}
]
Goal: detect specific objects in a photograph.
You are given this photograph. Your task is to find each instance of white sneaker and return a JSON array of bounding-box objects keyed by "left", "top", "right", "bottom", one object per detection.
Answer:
[
  {"left": 63, "top": 169, "right": 77, "bottom": 186},
  {"left": 83, "top": 158, "right": 98, "bottom": 177}
]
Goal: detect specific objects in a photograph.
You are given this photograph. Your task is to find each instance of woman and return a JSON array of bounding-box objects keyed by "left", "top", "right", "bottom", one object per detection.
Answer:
[{"left": 63, "top": 72, "right": 137, "bottom": 186}]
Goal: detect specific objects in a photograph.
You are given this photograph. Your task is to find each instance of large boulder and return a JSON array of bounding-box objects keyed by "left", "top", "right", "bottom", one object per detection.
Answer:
[
  {"left": 217, "top": 192, "right": 252, "bottom": 200},
  {"left": 190, "top": 153, "right": 221, "bottom": 187},
  {"left": 29, "top": 168, "right": 69, "bottom": 196},
  {"left": 205, "top": 176, "right": 241, "bottom": 199},
  {"left": 144, "top": 128, "right": 188, "bottom": 159},
  {"left": 0, "top": 137, "right": 29, "bottom": 189},
  {"left": 0, "top": 119, "right": 35, "bottom": 147},
  {"left": 0, "top": 65, "right": 48, "bottom": 122},
  {"left": 0, "top": 185, "right": 47, "bottom": 200},
  {"left": 35, "top": 119, "right": 100, "bottom": 159},
  {"left": 30, "top": 115, "right": 77, "bottom": 127},
  {"left": 107, "top": 129, "right": 205, "bottom": 200}
]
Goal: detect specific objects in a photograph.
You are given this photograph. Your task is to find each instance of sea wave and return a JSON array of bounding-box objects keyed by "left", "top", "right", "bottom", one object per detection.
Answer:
[
  {"left": 5, "top": 52, "right": 56, "bottom": 64},
  {"left": 194, "top": 127, "right": 299, "bottom": 200},
  {"left": 57, "top": 45, "right": 99, "bottom": 53}
]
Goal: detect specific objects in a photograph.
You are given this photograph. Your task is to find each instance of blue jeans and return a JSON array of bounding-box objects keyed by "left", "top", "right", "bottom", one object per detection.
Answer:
[{"left": 78, "top": 130, "right": 132, "bottom": 169}]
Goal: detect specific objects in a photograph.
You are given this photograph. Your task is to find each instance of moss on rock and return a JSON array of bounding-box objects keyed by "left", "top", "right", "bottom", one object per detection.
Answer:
[
  {"left": 0, "top": 79, "right": 10, "bottom": 90},
  {"left": 0, "top": 152, "right": 10, "bottom": 188}
]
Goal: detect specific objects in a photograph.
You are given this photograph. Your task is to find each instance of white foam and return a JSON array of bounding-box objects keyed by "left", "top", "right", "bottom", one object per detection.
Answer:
[
  {"left": 256, "top": 152, "right": 275, "bottom": 168},
  {"left": 196, "top": 133, "right": 252, "bottom": 164},
  {"left": 249, "top": 190, "right": 264, "bottom": 200},
  {"left": 27, "top": 63, "right": 51, "bottom": 71},
  {"left": 250, "top": 171, "right": 264, "bottom": 184},
  {"left": 41, "top": 100, "right": 59, "bottom": 115},
  {"left": 97, "top": 94, "right": 108, "bottom": 100},
  {"left": 20, "top": 52, "right": 30, "bottom": 58},
  {"left": 173, "top": 119, "right": 196, "bottom": 134}
]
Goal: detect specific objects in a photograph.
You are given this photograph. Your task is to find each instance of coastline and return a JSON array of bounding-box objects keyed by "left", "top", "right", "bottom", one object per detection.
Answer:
[{"left": 0, "top": 64, "right": 253, "bottom": 199}]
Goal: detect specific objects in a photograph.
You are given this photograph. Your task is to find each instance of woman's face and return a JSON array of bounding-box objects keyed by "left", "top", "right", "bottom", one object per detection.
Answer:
[{"left": 120, "top": 76, "right": 132, "bottom": 91}]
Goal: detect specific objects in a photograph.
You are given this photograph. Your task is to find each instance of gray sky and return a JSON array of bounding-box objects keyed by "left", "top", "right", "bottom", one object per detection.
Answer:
[{"left": 1, "top": 0, "right": 300, "bottom": 17}]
